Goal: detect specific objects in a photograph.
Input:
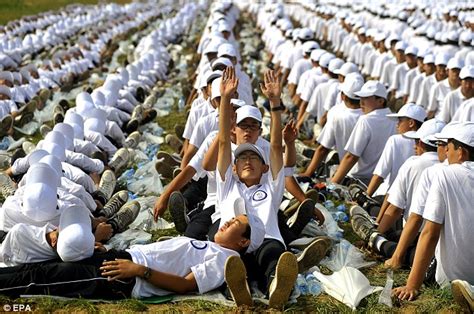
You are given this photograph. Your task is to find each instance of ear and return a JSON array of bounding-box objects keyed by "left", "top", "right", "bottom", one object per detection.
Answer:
[
  {"left": 232, "top": 164, "right": 238, "bottom": 174},
  {"left": 262, "top": 164, "right": 269, "bottom": 173},
  {"left": 239, "top": 238, "right": 250, "bottom": 249}
]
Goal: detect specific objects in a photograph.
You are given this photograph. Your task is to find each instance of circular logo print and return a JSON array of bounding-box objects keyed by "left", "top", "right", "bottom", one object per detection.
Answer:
[
  {"left": 190, "top": 240, "right": 208, "bottom": 250},
  {"left": 252, "top": 190, "right": 268, "bottom": 201}
]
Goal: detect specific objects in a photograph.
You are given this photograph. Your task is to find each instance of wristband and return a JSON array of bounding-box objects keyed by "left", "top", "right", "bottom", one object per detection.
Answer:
[
  {"left": 142, "top": 267, "right": 152, "bottom": 280},
  {"left": 270, "top": 105, "right": 285, "bottom": 112}
]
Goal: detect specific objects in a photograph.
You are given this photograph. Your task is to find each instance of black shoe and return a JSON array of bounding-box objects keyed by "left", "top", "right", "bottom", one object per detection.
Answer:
[
  {"left": 168, "top": 191, "right": 187, "bottom": 233},
  {"left": 108, "top": 201, "right": 140, "bottom": 233},
  {"left": 100, "top": 190, "right": 129, "bottom": 218},
  {"left": 287, "top": 199, "right": 315, "bottom": 236}
]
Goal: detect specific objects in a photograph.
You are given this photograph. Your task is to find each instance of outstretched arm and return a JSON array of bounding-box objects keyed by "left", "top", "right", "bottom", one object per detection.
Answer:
[
  {"left": 260, "top": 69, "right": 283, "bottom": 179},
  {"left": 217, "top": 67, "right": 239, "bottom": 180}
]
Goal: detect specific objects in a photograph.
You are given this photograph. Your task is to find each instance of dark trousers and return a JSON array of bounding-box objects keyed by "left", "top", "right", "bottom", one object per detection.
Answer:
[
  {"left": 378, "top": 230, "right": 419, "bottom": 268},
  {"left": 182, "top": 177, "right": 208, "bottom": 212},
  {"left": 243, "top": 239, "right": 286, "bottom": 294},
  {"left": 184, "top": 205, "right": 215, "bottom": 240},
  {"left": 0, "top": 250, "right": 135, "bottom": 299}
]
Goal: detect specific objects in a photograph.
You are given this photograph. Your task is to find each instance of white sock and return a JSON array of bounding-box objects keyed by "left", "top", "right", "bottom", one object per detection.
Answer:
[{"left": 374, "top": 235, "right": 387, "bottom": 252}]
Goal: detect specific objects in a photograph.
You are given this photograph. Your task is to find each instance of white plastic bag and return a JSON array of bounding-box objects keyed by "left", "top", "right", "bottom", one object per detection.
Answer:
[{"left": 320, "top": 239, "right": 376, "bottom": 271}]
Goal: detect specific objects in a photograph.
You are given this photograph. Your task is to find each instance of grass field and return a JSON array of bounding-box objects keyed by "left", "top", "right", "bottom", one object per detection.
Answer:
[{"left": 0, "top": 0, "right": 131, "bottom": 25}]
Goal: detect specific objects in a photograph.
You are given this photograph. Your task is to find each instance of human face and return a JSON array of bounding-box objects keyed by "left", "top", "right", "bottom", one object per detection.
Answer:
[
  {"left": 448, "top": 68, "right": 461, "bottom": 87},
  {"left": 414, "top": 139, "right": 424, "bottom": 156},
  {"left": 436, "top": 141, "right": 447, "bottom": 162},
  {"left": 235, "top": 118, "right": 261, "bottom": 144},
  {"left": 406, "top": 54, "right": 417, "bottom": 68},
  {"left": 234, "top": 151, "right": 267, "bottom": 186},
  {"left": 424, "top": 63, "right": 435, "bottom": 76},
  {"left": 446, "top": 141, "right": 460, "bottom": 164},
  {"left": 395, "top": 50, "right": 405, "bottom": 63},
  {"left": 397, "top": 117, "right": 414, "bottom": 134},
  {"left": 460, "top": 78, "right": 474, "bottom": 99},
  {"left": 214, "top": 215, "right": 250, "bottom": 251},
  {"left": 359, "top": 96, "right": 383, "bottom": 114},
  {"left": 435, "top": 65, "right": 447, "bottom": 80}
]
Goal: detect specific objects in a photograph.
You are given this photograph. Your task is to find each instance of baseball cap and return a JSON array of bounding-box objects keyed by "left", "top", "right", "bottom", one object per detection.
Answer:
[
  {"left": 234, "top": 143, "right": 266, "bottom": 164},
  {"left": 211, "top": 57, "right": 233, "bottom": 70},
  {"left": 386, "top": 103, "right": 427, "bottom": 123},
  {"left": 298, "top": 28, "right": 313, "bottom": 40},
  {"left": 423, "top": 54, "right": 435, "bottom": 64},
  {"left": 211, "top": 76, "right": 223, "bottom": 100},
  {"left": 310, "top": 49, "right": 326, "bottom": 62},
  {"left": 341, "top": 73, "right": 364, "bottom": 99},
  {"left": 57, "top": 205, "right": 95, "bottom": 262},
  {"left": 232, "top": 197, "right": 265, "bottom": 253},
  {"left": 319, "top": 53, "right": 335, "bottom": 68},
  {"left": 302, "top": 41, "right": 320, "bottom": 54},
  {"left": 404, "top": 45, "right": 418, "bottom": 56},
  {"left": 435, "top": 53, "right": 450, "bottom": 66},
  {"left": 404, "top": 119, "right": 446, "bottom": 145},
  {"left": 433, "top": 122, "right": 459, "bottom": 144},
  {"left": 354, "top": 80, "right": 388, "bottom": 99},
  {"left": 447, "top": 57, "right": 464, "bottom": 70},
  {"left": 0, "top": 85, "right": 11, "bottom": 98},
  {"left": 334, "top": 62, "right": 358, "bottom": 76},
  {"left": 230, "top": 99, "right": 246, "bottom": 108},
  {"left": 460, "top": 65, "right": 474, "bottom": 80},
  {"left": 328, "top": 58, "right": 344, "bottom": 74},
  {"left": 394, "top": 41, "right": 408, "bottom": 51},
  {"left": 21, "top": 183, "right": 58, "bottom": 222},
  {"left": 236, "top": 105, "right": 262, "bottom": 124},
  {"left": 217, "top": 43, "right": 237, "bottom": 58},
  {"left": 26, "top": 162, "right": 60, "bottom": 188},
  {"left": 435, "top": 121, "right": 474, "bottom": 147}
]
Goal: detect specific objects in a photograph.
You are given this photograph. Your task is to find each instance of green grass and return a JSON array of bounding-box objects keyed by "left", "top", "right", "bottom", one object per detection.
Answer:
[{"left": 0, "top": 0, "right": 131, "bottom": 25}]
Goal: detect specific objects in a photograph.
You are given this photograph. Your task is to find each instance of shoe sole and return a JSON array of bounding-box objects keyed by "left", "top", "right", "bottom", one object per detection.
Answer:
[
  {"left": 155, "top": 160, "right": 174, "bottom": 179},
  {"left": 269, "top": 252, "right": 298, "bottom": 309},
  {"left": 225, "top": 256, "right": 252, "bottom": 307},
  {"left": 297, "top": 237, "right": 332, "bottom": 273},
  {"left": 350, "top": 205, "right": 376, "bottom": 242},
  {"left": 168, "top": 191, "right": 187, "bottom": 233},
  {"left": 288, "top": 199, "right": 315, "bottom": 235},
  {"left": 452, "top": 280, "right": 474, "bottom": 313},
  {"left": 156, "top": 151, "right": 181, "bottom": 168}
]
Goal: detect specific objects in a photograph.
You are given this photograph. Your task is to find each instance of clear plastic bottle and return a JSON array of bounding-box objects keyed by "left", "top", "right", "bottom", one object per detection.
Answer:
[
  {"left": 305, "top": 273, "right": 322, "bottom": 296},
  {"left": 323, "top": 200, "right": 335, "bottom": 211},
  {"left": 296, "top": 273, "right": 308, "bottom": 295}
]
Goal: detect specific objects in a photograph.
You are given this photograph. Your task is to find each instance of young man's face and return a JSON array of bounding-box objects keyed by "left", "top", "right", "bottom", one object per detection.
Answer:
[
  {"left": 360, "top": 96, "right": 383, "bottom": 114},
  {"left": 414, "top": 139, "right": 424, "bottom": 155},
  {"left": 233, "top": 151, "right": 268, "bottom": 184},
  {"left": 460, "top": 78, "right": 474, "bottom": 99},
  {"left": 424, "top": 63, "right": 436, "bottom": 75},
  {"left": 446, "top": 141, "right": 462, "bottom": 164},
  {"left": 448, "top": 68, "right": 461, "bottom": 85},
  {"left": 214, "top": 215, "right": 250, "bottom": 251},
  {"left": 397, "top": 117, "right": 415, "bottom": 134},
  {"left": 234, "top": 118, "right": 261, "bottom": 145},
  {"left": 406, "top": 54, "right": 417, "bottom": 68},
  {"left": 437, "top": 141, "right": 447, "bottom": 162},
  {"left": 436, "top": 65, "right": 447, "bottom": 80}
]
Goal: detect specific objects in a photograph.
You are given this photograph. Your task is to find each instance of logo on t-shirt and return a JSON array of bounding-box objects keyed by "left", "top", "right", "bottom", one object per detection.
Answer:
[
  {"left": 190, "top": 240, "right": 208, "bottom": 250},
  {"left": 252, "top": 190, "right": 267, "bottom": 202}
]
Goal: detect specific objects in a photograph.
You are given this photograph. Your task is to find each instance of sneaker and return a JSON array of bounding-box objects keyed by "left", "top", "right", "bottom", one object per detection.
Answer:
[
  {"left": 136, "top": 87, "right": 146, "bottom": 103},
  {"left": 0, "top": 115, "right": 13, "bottom": 136},
  {"left": 172, "top": 167, "right": 182, "bottom": 179},
  {"left": 39, "top": 89, "right": 51, "bottom": 104},
  {"left": 98, "top": 169, "right": 116, "bottom": 200},
  {"left": 349, "top": 205, "right": 378, "bottom": 243},
  {"left": 124, "top": 131, "right": 140, "bottom": 149},
  {"left": 168, "top": 191, "right": 187, "bottom": 233},
  {"left": 15, "top": 112, "right": 34, "bottom": 127},
  {"left": 156, "top": 235, "right": 174, "bottom": 242},
  {"left": 131, "top": 105, "right": 143, "bottom": 122},
  {"left": 53, "top": 105, "right": 64, "bottom": 125},
  {"left": 100, "top": 190, "right": 128, "bottom": 218},
  {"left": 108, "top": 201, "right": 140, "bottom": 233},
  {"left": 174, "top": 124, "right": 185, "bottom": 139},
  {"left": 287, "top": 199, "right": 315, "bottom": 236},
  {"left": 155, "top": 160, "right": 175, "bottom": 179},
  {"left": 165, "top": 134, "right": 183, "bottom": 153},
  {"left": 141, "top": 108, "right": 157, "bottom": 124},
  {"left": 225, "top": 255, "right": 252, "bottom": 307},
  {"left": 296, "top": 236, "right": 332, "bottom": 273},
  {"left": 451, "top": 280, "right": 474, "bottom": 313},
  {"left": 40, "top": 124, "right": 52, "bottom": 137},
  {"left": 22, "top": 141, "right": 36, "bottom": 155},
  {"left": 59, "top": 99, "right": 70, "bottom": 111},
  {"left": 0, "top": 172, "right": 16, "bottom": 198},
  {"left": 109, "top": 148, "right": 129, "bottom": 174},
  {"left": 268, "top": 252, "right": 298, "bottom": 309},
  {"left": 156, "top": 151, "right": 181, "bottom": 168},
  {"left": 124, "top": 118, "right": 139, "bottom": 134}
]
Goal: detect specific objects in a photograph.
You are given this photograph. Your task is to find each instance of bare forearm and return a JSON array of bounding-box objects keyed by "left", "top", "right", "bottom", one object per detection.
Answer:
[
  {"left": 285, "top": 176, "right": 306, "bottom": 202},
  {"left": 377, "top": 204, "right": 403, "bottom": 234},
  {"left": 161, "top": 166, "right": 196, "bottom": 199},
  {"left": 367, "top": 175, "right": 384, "bottom": 197},
  {"left": 180, "top": 145, "right": 197, "bottom": 169},
  {"left": 284, "top": 141, "right": 296, "bottom": 167},
  {"left": 270, "top": 100, "right": 283, "bottom": 177},
  {"left": 302, "top": 145, "right": 329, "bottom": 176},
  {"left": 139, "top": 265, "right": 198, "bottom": 294},
  {"left": 376, "top": 194, "right": 390, "bottom": 223},
  {"left": 392, "top": 214, "right": 423, "bottom": 260},
  {"left": 202, "top": 137, "right": 219, "bottom": 171},
  {"left": 331, "top": 153, "right": 359, "bottom": 184}
]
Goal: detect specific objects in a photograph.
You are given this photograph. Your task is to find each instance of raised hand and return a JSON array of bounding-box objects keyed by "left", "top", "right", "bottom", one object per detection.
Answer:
[
  {"left": 220, "top": 66, "right": 239, "bottom": 99},
  {"left": 260, "top": 69, "right": 282, "bottom": 103},
  {"left": 283, "top": 119, "right": 298, "bottom": 144}
]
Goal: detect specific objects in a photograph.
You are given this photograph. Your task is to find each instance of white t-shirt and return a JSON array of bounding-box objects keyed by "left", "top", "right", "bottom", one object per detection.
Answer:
[
  {"left": 423, "top": 162, "right": 474, "bottom": 285},
  {"left": 427, "top": 79, "right": 452, "bottom": 116},
  {"left": 372, "top": 134, "right": 415, "bottom": 195},
  {"left": 217, "top": 166, "right": 286, "bottom": 246},
  {"left": 306, "top": 78, "right": 338, "bottom": 123},
  {"left": 452, "top": 98, "right": 474, "bottom": 122},
  {"left": 189, "top": 111, "right": 218, "bottom": 149},
  {"left": 0, "top": 223, "right": 57, "bottom": 266},
  {"left": 438, "top": 88, "right": 467, "bottom": 123},
  {"left": 317, "top": 103, "right": 362, "bottom": 160},
  {"left": 127, "top": 237, "right": 239, "bottom": 297},
  {"left": 388, "top": 152, "right": 439, "bottom": 220},
  {"left": 344, "top": 108, "right": 397, "bottom": 182},
  {"left": 287, "top": 58, "right": 312, "bottom": 85},
  {"left": 183, "top": 99, "right": 214, "bottom": 140}
]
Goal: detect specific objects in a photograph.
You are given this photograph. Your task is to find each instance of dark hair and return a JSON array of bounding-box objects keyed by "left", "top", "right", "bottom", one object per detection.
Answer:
[
  {"left": 238, "top": 222, "right": 252, "bottom": 254},
  {"left": 424, "top": 142, "right": 438, "bottom": 152},
  {"left": 347, "top": 96, "right": 360, "bottom": 105},
  {"left": 414, "top": 119, "right": 424, "bottom": 129},
  {"left": 374, "top": 96, "right": 388, "bottom": 107},
  {"left": 450, "top": 139, "right": 474, "bottom": 161}
]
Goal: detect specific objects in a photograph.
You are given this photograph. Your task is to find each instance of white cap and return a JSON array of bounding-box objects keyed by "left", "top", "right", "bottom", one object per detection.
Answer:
[
  {"left": 302, "top": 41, "right": 320, "bottom": 54},
  {"left": 57, "top": 205, "right": 94, "bottom": 262},
  {"left": 40, "top": 141, "right": 66, "bottom": 162},
  {"left": 53, "top": 123, "right": 74, "bottom": 150},
  {"left": 334, "top": 62, "right": 358, "bottom": 76},
  {"left": 447, "top": 57, "right": 464, "bottom": 70},
  {"left": 26, "top": 162, "right": 60, "bottom": 188},
  {"left": 460, "top": 31, "right": 472, "bottom": 43},
  {"left": 236, "top": 105, "right": 262, "bottom": 124},
  {"left": 319, "top": 53, "right": 335, "bottom": 68},
  {"left": 201, "top": 70, "right": 222, "bottom": 89},
  {"left": 328, "top": 58, "right": 344, "bottom": 73},
  {"left": 230, "top": 99, "right": 246, "bottom": 108},
  {"left": 341, "top": 73, "right": 364, "bottom": 99},
  {"left": 423, "top": 54, "right": 435, "bottom": 64},
  {"left": 217, "top": 43, "right": 237, "bottom": 58},
  {"left": 234, "top": 143, "right": 266, "bottom": 164},
  {"left": 298, "top": 28, "right": 313, "bottom": 40},
  {"left": 203, "top": 38, "right": 224, "bottom": 55},
  {"left": 232, "top": 197, "right": 265, "bottom": 253},
  {"left": 404, "top": 119, "right": 446, "bottom": 145},
  {"left": 387, "top": 103, "right": 427, "bottom": 122},
  {"left": 21, "top": 183, "right": 58, "bottom": 222},
  {"left": 45, "top": 130, "right": 66, "bottom": 149},
  {"left": 310, "top": 49, "right": 326, "bottom": 62},
  {"left": 70, "top": 123, "right": 84, "bottom": 140},
  {"left": 354, "top": 80, "right": 388, "bottom": 99},
  {"left": 211, "top": 76, "right": 222, "bottom": 100},
  {"left": 218, "top": 22, "right": 231, "bottom": 33},
  {"left": 39, "top": 155, "right": 63, "bottom": 178},
  {"left": 64, "top": 111, "right": 84, "bottom": 127},
  {"left": 212, "top": 57, "right": 233, "bottom": 70},
  {"left": 394, "top": 41, "right": 408, "bottom": 51},
  {"left": 27, "top": 149, "right": 49, "bottom": 166},
  {"left": 435, "top": 121, "right": 474, "bottom": 147},
  {"left": 0, "top": 71, "right": 13, "bottom": 82},
  {"left": 405, "top": 46, "right": 418, "bottom": 56},
  {"left": 435, "top": 53, "right": 450, "bottom": 66},
  {"left": 460, "top": 65, "right": 474, "bottom": 80}
]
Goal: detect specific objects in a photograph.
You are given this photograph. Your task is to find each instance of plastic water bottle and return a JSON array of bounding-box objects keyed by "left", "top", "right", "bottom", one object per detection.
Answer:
[
  {"left": 178, "top": 97, "right": 185, "bottom": 112},
  {"left": 296, "top": 274, "right": 308, "bottom": 295},
  {"left": 324, "top": 200, "right": 335, "bottom": 211},
  {"left": 332, "top": 211, "right": 349, "bottom": 222},
  {"left": 336, "top": 204, "right": 346, "bottom": 212},
  {"left": 0, "top": 137, "right": 10, "bottom": 150},
  {"left": 305, "top": 273, "right": 322, "bottom": 296},
  {"left": 289, "top": 282, "right": 301, "bottom": 303}
]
